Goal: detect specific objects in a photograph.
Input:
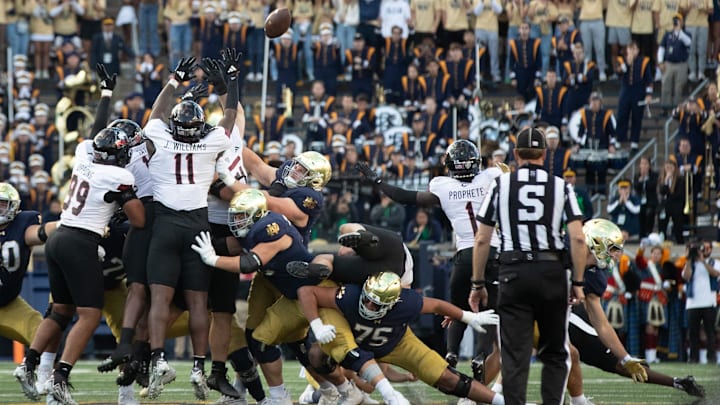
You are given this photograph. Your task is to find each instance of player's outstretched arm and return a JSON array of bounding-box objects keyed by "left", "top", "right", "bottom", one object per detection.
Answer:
[
  {"left": 584, "top": 293, "right": 648, "bottom": 383},
  {"left": 422, "top": 297, "right": 499, "bottom": 333},
  {"left": 297, "top": 285, "right": 341, "bottom": 344},
  {"left": 242, "top": 147, "right": 277, "bottom": 187},
  {"left": 192, "top": 231, "right": 291, "bottom": 273},
  {"left": 149, "top": 57, "right": 196, "bottom": 121},
  {"left": 90, "top": 63, "right": 117, "bottom": 137},
  {"left": 356, "top": 162, "right": 439, "bottom": 205},
  {"left": 25, "top": 221, "right": 60, "bottom": 247},
  {"left": 216, "top": 49, "right": 242, "bottom": 134}
]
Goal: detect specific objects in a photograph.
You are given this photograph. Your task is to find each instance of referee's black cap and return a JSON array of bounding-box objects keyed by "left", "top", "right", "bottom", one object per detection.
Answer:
[{"left": 516, "top": 127, "right": 546, "bottom": 150}]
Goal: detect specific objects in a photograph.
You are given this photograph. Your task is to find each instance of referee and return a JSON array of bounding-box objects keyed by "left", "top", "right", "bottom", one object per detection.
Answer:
[{"left": 469, "top": 127, "right": 588, "bottom": 405}]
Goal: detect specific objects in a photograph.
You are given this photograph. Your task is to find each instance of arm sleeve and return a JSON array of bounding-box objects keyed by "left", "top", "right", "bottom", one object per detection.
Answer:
[
  {"left": 90, "top": 95, "right": 112, "bottom": 137},
  {"left": 377, "top": 182, "right": 420, "bottom": 205}
]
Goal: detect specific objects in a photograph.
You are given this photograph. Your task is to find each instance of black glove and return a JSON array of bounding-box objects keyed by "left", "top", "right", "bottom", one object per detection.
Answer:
[
  {"left": 356, "top": 162, "right": 381, "bottom": 184},
  {"left": 220, "top": 48, "right": 242, "bottom": 81},
  {"left": 267, "top": 179, "right": 287, "bottom": 197},
  {"left": 172, "top": 57, "right": 197, "bottom": 82},
  {"left": 182, "top": 82, "right": 209, "bottom": 102},
  {"left": 199, "top": 58, "right": 228, "bottom": 95},
  {"left": 96, "top": 63, "right": 117, "bottom": 91},
  {"left": 110, "top": 209, "right": 128, "bottom": 227}
]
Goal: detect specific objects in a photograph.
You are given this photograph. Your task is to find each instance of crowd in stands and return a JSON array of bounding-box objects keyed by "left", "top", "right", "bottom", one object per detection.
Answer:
[{"left": 0, "top": 0, "right": 718, "bottom": 363}]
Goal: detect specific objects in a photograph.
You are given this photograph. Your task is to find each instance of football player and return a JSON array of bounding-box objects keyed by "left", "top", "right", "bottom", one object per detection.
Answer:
[
  {"left": 1, "top": 183, "right": 59, "bottom": 400},
  {"left": 295, "top": 272, "right": 506, "bottom": 405},
  {"left": 141, "top": 50, "right": 241, "bottom": 400},
  {"left": 192, "top": 189, "right": 380, "bottom": 404},
  {"left": 22, "top": 128, "right": 144, "bottom": 405},
  {"left": 356, "top": 140, "right": 504, "bottom": 368}
]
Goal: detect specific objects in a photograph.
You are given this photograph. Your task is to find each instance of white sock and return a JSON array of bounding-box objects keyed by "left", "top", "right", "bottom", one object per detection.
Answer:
[
  {"left": 491, "top": 393, "right": 505, "bottom": 405},
  {"left": 375, "top": 378, "right": 394, "bottom": 399},
  {"left": 336, "top": 379, "right": 351, "bottom": 394},
  {"left": 699, "top": 349, "right": 708, "bottom": 364},
  {"left": 39, "top": 352, "right": 56, "bottom": 371},
  {"left": 319, "top": 380, "right": 334, "bottom": 390},
  {"left": 491, "top": 383, "right": 503, "bottom": 394},
  {"left": 119, "top": 384, "right": 134, "bottom": 397},
  {"left": 268, "top": 384, "right": 286, "bottom": 398},
  {"left": 570, "top": 394, "right": 587, "bottom": 405}
]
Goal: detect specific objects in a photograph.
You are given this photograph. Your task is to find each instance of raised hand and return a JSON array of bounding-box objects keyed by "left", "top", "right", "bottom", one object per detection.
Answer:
[
  {"left": 181, "top": 82, "right": 209, "bottom": 102},
  {"left": 191, "top": 231, "right": 219, "bottom": 267},
  {"left": 220, "top": 48, "right": 242, "bottom": 79},
  {"left": 96, "top": 63, "right": 117, "bottom": 91},
  {"left": 356, "top": 161, "right": 380, "bottom": 183},
  {"left": 199, "top": 58, "right": 228, "bottom": 95},
  {"left": 172, "top": 57, "right": 197, "bottom": 82}
]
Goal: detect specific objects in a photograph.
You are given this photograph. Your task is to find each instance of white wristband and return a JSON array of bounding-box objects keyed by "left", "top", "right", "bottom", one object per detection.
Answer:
[
  {"left": 620, "top": 354, "right": 632, "bottom": 365},
  {"left": 460, "top": 310, "right": 473, "bottom": 324},
  {"left": 101, "top": 89, "right": 113, "bottom": 98},
  {"left": 168, "top": 78, "right": 179, "bottom": 88}
]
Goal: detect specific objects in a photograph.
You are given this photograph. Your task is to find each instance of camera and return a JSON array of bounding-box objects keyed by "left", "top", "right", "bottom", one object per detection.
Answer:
[{"left": 687, "top": 241, "right": 701, "bottom": 261}]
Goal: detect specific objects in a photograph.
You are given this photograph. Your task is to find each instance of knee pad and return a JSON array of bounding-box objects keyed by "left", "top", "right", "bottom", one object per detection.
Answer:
[
  {"left": 307, "top": 345, "right": 336, "bottom": 375},
  {"left": 228, "top": 347, "right": 256, "bottom": 373},
  {"left": 245, "top": 329, "right": 281, "bottom": 364},
  {"left": 438, "top": 367, "right": 472, "bottom": 398},
  {"left": 339, "top": 348, "right": 374, "bottom": 373},
  {"left": 48, "top": 311, "right": 72, "bottom": 331},
  {"left": 286, "top": 340, "right": 310, "bottom": 368}
]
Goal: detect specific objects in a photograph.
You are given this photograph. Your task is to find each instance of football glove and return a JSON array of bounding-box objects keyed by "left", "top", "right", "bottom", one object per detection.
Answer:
[
  {"left": 310, "top": 319, "right": 336, "bottom": 344},
  {"left": 200, "top": 58, "right": 228, "bottom": 95},
  {"left": 96, "top": 63, "right": 117, "bottom": 91},
  {"left": 621, "top": 355, "right": 648, "bottom": 383},
  {"left": 172, "top": 57, "right": 197, "bottom": 82},
  {"left": 356, "top": 161, "right": 380, "bottom": 184},
  {"left": 461, "top": 309, "right": 500, "bottom": 334},
  {"left": 215, "top": 153, "right": 236, "bottom": 187},
  {"left": 220, "top": 48, "right": 242, "bottom": 80},
  {"left": 191, "top": 231, "right": 219, "bottom": 267},
  {"left": 181, "top": 82, "right": 209, "bottom": 102}
]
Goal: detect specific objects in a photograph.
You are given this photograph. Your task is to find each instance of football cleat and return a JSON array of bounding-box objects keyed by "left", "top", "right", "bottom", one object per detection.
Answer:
[
  {"left": 456, "top": 398, "right": 476, "bottom": 405},
  {"left": 385, "top": 390, "right": 411, "bottom": 405},
  {"left": 46, "top": 375, "right": 78, "bottom": 405},
  {"left": 318, "top": 385, "right": 340, "bottom": 405},
  {"left": 190, "top": 367, "right": 211, "bottom": 400},
  {"left": 118, "top": 385, "right": 140, "bottom": 405},
  {"left": 338, "top": 230, "right": 379, "bottom": 248},
  {"left": 14, "top": 363, "right": 39, "bottom": 400},
  {"left": 445, "top": 352, "right": 459, "bottom": 368},
  {"left": 36, "top": 366, "right": 51, "bottom": 395},
  {"left": 207, "top": 370, "right": 241, "bottom": 398},
  {"left": 116, "top": 360, "right": 140, "bottom": 386},
  {"left": 299, "top": 384, "right": 317, "bottom": 404},
  {"left": 286, "top": 261, "right": 332, "bottom": 279},
  {"left": 471, "top": 352, "right": 486, "bottom": 384},
  {"left": 98, "top": 343, "right": 133, "bottom": 372},
  {"left": 676, "top": 376, "right": 705, "bottom": 397},
  {"left": 213, "top": 394, "right": 249, "bottom": 405},
  {"left": 134, "top": 358, "right": 150, "bottom": 387},
  {"left": 339, "top": 382, "right": 364, "bottom": 405},
  {"left": 361, "top": 392, "right": 379, "bottom": 404},
  {"left": 146, "top": 359, "right": 176, "bottom": 399},
  {"left": 269, "top": 388, "right": 293, "bottom": 405}
]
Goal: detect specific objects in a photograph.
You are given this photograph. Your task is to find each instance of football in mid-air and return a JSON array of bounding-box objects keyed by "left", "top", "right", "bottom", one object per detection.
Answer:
[{"left": 264, "top": 8, "right": 292, "bottom": 39}]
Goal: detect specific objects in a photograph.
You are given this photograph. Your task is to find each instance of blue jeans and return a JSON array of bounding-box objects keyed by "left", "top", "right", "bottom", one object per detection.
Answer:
[
  {"left": 336, "top": 24, "right": 356, "bottom": 64},
  {"left": 138, "top": 3, "right": 160, "bottom": 56},
  {"left": 504, "top": 25, "right": 519, "bottom": 81},
  {"left": 248, "top": 28, "right": 264, "bottom": 74},
  {"left": 531, "top": 25, "right": 551, "bottom": 76},
  {"left": 7, "top": 21, "right": 30, "bottom": 56},
  {"left": 293, "top": 22, "right": 314, "bottom": 80},
  {"left": 579, "top": 19, "right": 606, "bottom": 72},
  {"left": 169, "top": 23, "right": 192, "bottom": 70}
]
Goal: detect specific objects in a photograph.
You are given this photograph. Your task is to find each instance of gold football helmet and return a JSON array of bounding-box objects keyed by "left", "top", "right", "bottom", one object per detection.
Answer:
[
  {"left": 0, "top": 183, "right": 21, "bottom": 225},
  {"left": 282, "top": 151, "right": 332, "bottom": 191},
  {"left": 360, "top": 272, "right": 402, "bottom": 320},
  {"left": 228, "top": 189, "right": 269, "bottom": 238},
  {"left": 583, "top": 218, "right": 624, "bottom": 269}
]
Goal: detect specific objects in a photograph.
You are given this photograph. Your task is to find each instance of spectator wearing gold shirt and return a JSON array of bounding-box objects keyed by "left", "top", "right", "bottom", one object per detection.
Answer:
[
  {"left": 578, "top": 0, "right": 607, "bottom": 81},
  {"left": 440, "top": 0, "right": 470, "bottom": 49},
  {"left": 6, "top": 0, "right": 35, "bottom": 56},
  {"left": 49, "top": 0, "right": 85, "bottom": 47},
  {"left": 605, "top": 0, "right": 635, "bottom": 75},
  {"left": 473, "top": 0, "right": 503, "bottom": 83},
  {"left": 78, "top": 0, "right": 106, "bottom": 55},
  {"left": 684, "top": 0, "right": 712, "bottom": 82}
]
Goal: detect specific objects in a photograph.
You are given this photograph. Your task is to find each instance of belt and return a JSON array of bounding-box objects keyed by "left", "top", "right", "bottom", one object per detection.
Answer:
[{"left": 498, "top": 250, "right": 561, "bottom": 265}]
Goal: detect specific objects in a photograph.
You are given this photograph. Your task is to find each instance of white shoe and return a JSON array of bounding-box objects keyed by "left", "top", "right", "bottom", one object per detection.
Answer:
[
  {"left": 319, "top": 385, "right": 340, "bottom": 405},
  {"left": 699, "top": 72, "right": 707, "bottom": 81},
  {"left": 385, "top": 390, "right": 410, "bottom": 405},
  {"left": 214, "top": 394, "right": 249, "bottom": 405},
  {"left": 270, "top": 388, "right": 293, "bottom": 405},
  {"left": 147, "top": 359, "right": 176, "bottom": 399},
  {"left": 457, "top": 398, "right": 476, "bottom": 405},
  {"left": 256, "top": 73, "right": 264, "bottom": 82},
  {"left": 361, "top": 392, "right": 379, "bottom": 404},
  {"left": 599, "top": 72, "right": 607, "bottom": 82},
  {"left": 299, "top": 384, "right": 317, "bottom": 404},
  {"left": 190, "top": 367, "right": 210, "bottom": 400},
  {"left": 14, "top": 363, "right": 39, "bottom": 400},
  {"left": 688, "top": 73, "right": 697, "bottom": 82},
  {"left": 118, "top": 385, "right": 140, "bottom": 405},
  {"left": 339, "top": 382, "right": 364, "bottom": 405},
  {"left": 46, "top": 376, "right": 78, "bottom": 405},
  {"left": 36, "top": 367, "right": 52, "bottom": 395}
]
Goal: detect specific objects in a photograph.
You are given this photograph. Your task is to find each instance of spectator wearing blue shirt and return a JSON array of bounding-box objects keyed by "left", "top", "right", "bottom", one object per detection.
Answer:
[
  {"left": 658, "top": 14, "right": 692, "bottom": 112},
  {"left": 607, "top": 180, "right": 641, "bottom": 240},
  {"left": 405, "top": 208, "right": 443, "bottom": 246}
]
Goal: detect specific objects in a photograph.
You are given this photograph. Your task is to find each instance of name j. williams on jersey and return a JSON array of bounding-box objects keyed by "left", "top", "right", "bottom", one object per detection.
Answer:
[
  {"left": 448, "top": 187, "right": 485, "bottom": 200},
  {"left": 163, "top": 140, "right": 208, "bottom": 152}
]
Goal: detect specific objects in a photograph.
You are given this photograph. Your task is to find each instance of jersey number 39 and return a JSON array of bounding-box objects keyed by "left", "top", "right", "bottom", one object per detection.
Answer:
[{"left": 62, "top": 174, "right": 90, "bottom": 216}]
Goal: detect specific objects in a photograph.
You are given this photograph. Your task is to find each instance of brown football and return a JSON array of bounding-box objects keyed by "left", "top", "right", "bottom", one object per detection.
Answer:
[{"left": 264, "top": 8, "right": 292, "bottom": 39}]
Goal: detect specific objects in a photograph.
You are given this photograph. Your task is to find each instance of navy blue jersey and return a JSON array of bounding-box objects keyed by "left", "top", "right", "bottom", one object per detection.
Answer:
[
  {"left": 101, "top": 222, "right": 128, "bottom": 290},
  {"left": 0, "top": 211, "right": 40, "bottom": 306},
  {"left": 583, "top": 266, "right": 608, "bottom": 298},
  {"left": 281, "top": 188, "right": 324, "bottom": 246},
  {"left": 242, "top": 212, "right": 317, "bottom": 299},
  {"left": 335, "top": 285, "right": 423, "bottom": 358}
]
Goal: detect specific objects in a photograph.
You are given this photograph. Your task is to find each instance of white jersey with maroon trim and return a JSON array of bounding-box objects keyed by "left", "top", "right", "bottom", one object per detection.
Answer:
[
  {"left": 208, "top": 125, "right": 248, "bottom": 225},
  {"left": 74, "top": 139, "right": 94, "bottom": 163},
  {"left": 144, "top": 119, "right": 231, "bottom": 211},
  {"left": 126, "top": 142, "right": 153, "bottom": 199},
  {"left": 428, "top": 167, "right": 502, "bottom": 251},
  {"left": 60, "top": 160, "right": 135, "bottom": 236}
]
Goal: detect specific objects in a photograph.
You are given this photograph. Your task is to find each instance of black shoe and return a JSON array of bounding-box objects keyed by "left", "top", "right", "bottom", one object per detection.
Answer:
[
  {"left": 286, "top": 261, "right": 331, "bottom": 278},
  {"left": 116, "top": 360, "right": 140, "bottom": 386},
  {"left": 98, "top": 343, "right": 133, "bottom": 372},
  {"left": 338, "top": 230, "right": 379, "bottom": 248},
  {"left": 445, "top": 352, "right": 458, "bottom": 368},
  {"left": 677, "top": 376, "right": 705, "bottom": 397},
  {"left": 135, "top": 358, "right": 150, "bottom": 387},
  {"left": 471, "top": 352, "right": 486, "bottom": 384},
  {"left": 207, "top": 371, "right": 241, "bottom": 398}
]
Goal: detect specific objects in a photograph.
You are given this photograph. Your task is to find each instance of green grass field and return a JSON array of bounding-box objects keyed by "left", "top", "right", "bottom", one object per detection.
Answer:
[{"left": 0, "top": 360, "right": 718, "bottom": 404}]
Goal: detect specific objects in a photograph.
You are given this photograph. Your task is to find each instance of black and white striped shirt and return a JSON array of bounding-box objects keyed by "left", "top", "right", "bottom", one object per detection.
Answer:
[{"left": 476, "top": 164, "right": 584, "bottom": 252}]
